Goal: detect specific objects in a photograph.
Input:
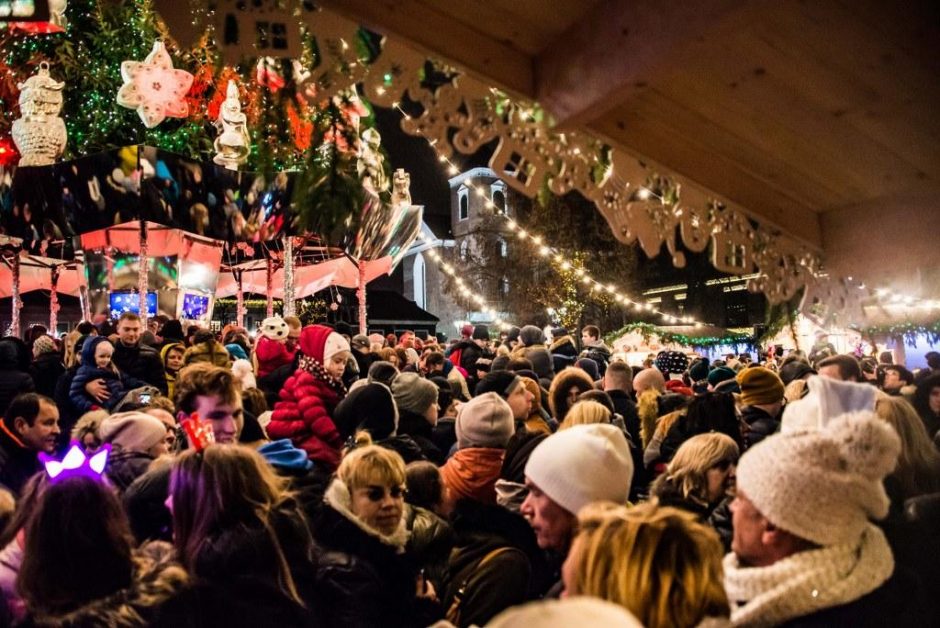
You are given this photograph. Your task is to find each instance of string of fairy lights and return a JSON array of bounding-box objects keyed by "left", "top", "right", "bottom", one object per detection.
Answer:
[
  {"left": 393, "top": 103, "right": 706, "bottom": 329},
  {"left": 416, "top": 232, "right": 513, "bottom": 331}
]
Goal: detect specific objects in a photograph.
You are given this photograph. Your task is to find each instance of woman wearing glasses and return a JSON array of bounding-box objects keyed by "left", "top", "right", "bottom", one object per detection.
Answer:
[{"left": 314, "top": 439, "right": 442, "bottom": 627}]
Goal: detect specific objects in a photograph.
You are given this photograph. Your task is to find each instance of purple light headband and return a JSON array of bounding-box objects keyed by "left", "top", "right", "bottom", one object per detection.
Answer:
[{"left": 39, "top": 443, "right": 111, "bottom": 483}]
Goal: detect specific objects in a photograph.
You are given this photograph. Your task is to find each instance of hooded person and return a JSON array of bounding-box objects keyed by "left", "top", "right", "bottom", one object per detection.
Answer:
[
  {"left": 69, "top": 336, "right": 145, "bottom": 413},
  {"left": 722, "top": 383, "right": 926, "bottom": 626},
  {"left": 495, "top": 430, "right": 549, "bottom": 514},
  {"left": 368, "top": 360, "right": 399, "bottom": 388},
  {"left": 520, "top": 377, "right": 552, "bottom": 435},
  {"left": 99, "top": 411, "right": 170, "bottom": 492},
  {"left": 440, "top": 394, "right": 549, "bottom": 626},
  {"left": 547, "top": 367, "right": 595, "bottom": 425},
  {"left": 268, "top": 325, "right": 351, "bottom": 470},
  {"left": 160, "top": 343, "right": 185, "bottom": 400},
  {"left": 333, "top": 382, "right": 426, "bottom": 464},
  {"left": 392, "top": 372, "right": 444, "bottom": 465},
  {"left": 708, "top": 366, "right": 739, "bottom": 393}
]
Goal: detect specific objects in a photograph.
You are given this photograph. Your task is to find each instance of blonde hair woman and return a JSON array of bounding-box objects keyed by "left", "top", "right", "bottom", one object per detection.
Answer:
[
  {"left": 562, "top": 501, "right": 729, "bottom": 628},
  {"left": 650, "top": 432, "right": 739, "bottom": 519},
  {"left": 559, "top": 400, "right": 611, "bottom": 431},
  {"left": 314, "top": 444, "right": 439, "bottom": 626},
  {"left": 874, "top": 396, "right": 940, "bottom": 508}
]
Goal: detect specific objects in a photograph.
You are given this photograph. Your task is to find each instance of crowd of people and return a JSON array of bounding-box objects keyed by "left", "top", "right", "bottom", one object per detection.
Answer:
[{"left": 0, "top": 315, "right": 936, "bottom": 626}]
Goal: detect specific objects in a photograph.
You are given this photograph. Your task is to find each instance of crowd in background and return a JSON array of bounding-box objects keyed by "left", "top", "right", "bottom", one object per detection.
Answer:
[{"left": 0, "top": 315, "right": 936, "bottom": 626}]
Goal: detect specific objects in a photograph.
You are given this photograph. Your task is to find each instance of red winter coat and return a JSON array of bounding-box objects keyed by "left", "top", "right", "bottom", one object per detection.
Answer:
[
  {"left": 268, "top": 369, "right": 345, "bottom": 469},
  {"left": 255, "top": 336, "right": 297, "bottom": 379}
]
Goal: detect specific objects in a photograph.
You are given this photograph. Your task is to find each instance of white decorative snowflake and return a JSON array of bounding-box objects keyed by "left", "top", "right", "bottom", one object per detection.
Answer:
[{"left": 116, "top": 41, "right": 194, "bottom": 128}]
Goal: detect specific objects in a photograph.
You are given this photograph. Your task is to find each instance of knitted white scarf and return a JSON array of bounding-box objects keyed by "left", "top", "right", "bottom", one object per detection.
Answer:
[{"left": 723, "top": 524, "right": 894, "bottom": 627}]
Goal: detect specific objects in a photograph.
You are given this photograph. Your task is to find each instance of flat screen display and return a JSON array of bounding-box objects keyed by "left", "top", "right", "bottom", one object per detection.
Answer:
[
  {"left": 109, "top": 291, "right": 157, "bottom": 318},
  {"left": 181, "top": 293, "right": 210, "bottom": 319}
]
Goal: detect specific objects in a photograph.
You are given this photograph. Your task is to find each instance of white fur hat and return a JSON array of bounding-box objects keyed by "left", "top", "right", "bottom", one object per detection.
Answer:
[
  {"left": 260, "top": 316, "right": 289, "bottom": 341},
  {"left": 524, "top": 423, "right": 633, "bottom": 516},
  {"left": 231, "top": 358, "right": 257, "bottom": 391},
  {"left": 781, "top": 375, "right": 878, "bottom": 433},
  {"left": 737, "top": 410, "right": 900, "bottom": 546}
]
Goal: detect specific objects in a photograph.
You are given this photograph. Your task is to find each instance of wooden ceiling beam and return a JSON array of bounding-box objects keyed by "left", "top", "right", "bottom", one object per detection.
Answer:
[
  {"left": 315, "top": 0, "right": 536, "bottom": 99},
  {"left": 535, "top": 0, "right": 746, "bottom": 128}
]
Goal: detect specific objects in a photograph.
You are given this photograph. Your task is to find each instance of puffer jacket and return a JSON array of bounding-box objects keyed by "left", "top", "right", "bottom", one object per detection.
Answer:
[
  {"left": 268, "top": 367, "right": 345, "bottom": 469},
  {"left": 404, "top": 503, "right": 454, "bottom": 593},
  {"left": 510, "top": 344, "right": 553, "bottom": 381},
  {"left": 254, "top": 336, "right": 296, "bottom": 379},
  {"left": 19, "top": 541, "right": 186, "bottom": 627},
  {"left": 313, "top": 480, "right": 442, "bottom": 627},
  {"left": 69, "top": 366, "right": 132, "bottom": 413}
]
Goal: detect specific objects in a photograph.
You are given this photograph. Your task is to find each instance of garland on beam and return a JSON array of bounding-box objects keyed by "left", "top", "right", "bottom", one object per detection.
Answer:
[
  {"left": 852, "top": 321, "right": 940, "bottom": 347},
  {"left": 605, "top": 322, "right": 753, "bottom": 350}
]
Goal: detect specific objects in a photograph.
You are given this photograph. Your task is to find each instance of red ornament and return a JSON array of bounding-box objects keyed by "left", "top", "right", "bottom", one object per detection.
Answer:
[
  {"left": 0, "top": 137, "right": 19, "bottom": 167},
  {"left": 8, "top": 22, "right": 65, "bottom": 35}
]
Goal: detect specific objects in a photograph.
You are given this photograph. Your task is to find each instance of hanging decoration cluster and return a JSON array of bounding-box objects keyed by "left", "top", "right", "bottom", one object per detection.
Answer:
[{"left": 605, "top": 322, "right": 753, "bottom": 351}]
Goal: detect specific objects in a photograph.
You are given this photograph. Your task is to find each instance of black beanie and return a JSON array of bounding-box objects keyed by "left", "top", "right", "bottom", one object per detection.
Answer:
[
  {"left": 476, "top": 370, "right": 522, "bottom": 399},
  {"left": 333, "top": 383, "right": 398, "bottom": 441},
  {"left": 500, "top": 431, "right": 549, "bottom": 483},
  {"left": 368, "top": 361, "right": 399, "bottom": 387},
  {"left": 472, "top": 324, "right": 490, "bottom": 341}
]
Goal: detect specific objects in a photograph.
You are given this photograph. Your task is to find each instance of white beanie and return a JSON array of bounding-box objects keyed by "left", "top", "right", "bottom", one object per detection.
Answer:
[
  {"left": 99, "top": 412, "right": 168, "bottom": 454},
  {"left": 524, "top": 423, "right": 633, "bottom": 516},
  {"left": 737, "top": 410, "right": 900, "bottom": 546},
  {"left": 782, "top": 375, "right": 877, "bottom": 433},
  {"left": 231, "top": 358, "right": 257, "bottom": 390},
  {"left": 323, "top": 332, "right": 351, "bottom": 364},
  {"left": 487, "top": 598, "right": 642, "bottom": 628}
]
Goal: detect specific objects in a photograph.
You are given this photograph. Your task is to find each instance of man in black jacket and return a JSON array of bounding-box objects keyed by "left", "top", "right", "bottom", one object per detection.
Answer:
[
  {"left": 0, "top": 393, "right": 60, "bottom": 496},
  {"left": 109, "top": 312, "right": 167, "bottom": 395}
]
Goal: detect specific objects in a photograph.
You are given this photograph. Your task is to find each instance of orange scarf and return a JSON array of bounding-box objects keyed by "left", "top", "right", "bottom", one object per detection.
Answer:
[{"left": 440, "top": 447, "right": 505, "bottom": 505}]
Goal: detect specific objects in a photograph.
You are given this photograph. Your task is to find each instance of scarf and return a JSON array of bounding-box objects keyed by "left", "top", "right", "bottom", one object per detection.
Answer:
[
  {"left": 723, "top": 524, "right": 894, "bottom": 627},
  {"left": 323, "top": 479, "right": 409, "bottom": 551},
  {"left": 440, "top": 447, "right": 505, "bottom": 505}
]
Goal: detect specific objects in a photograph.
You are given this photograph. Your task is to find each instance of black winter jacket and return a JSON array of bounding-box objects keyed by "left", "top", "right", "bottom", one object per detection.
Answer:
[
  {"left": 0, "top": 427, "right": 42, "bottom": 496},
  {"left": 28, "top": 352, "right": 65, "bottom": 399},
  {"left": 0, "top": 340, "right": 34, "bottom": 417},
  {"left": 442, "top": 499, "right": 551, "bottom": 627},
  {"left": 112, "top": 341, "right": 167, "bottom": 394},
  {"left": 397, "top": 410, "right": 445, "bottom": 465},
  {"left": 313, "top": 482, "right": 441, "bottom": 628},
  {"left": 739, "top": 405, "right": 781, "bottom": 450}
]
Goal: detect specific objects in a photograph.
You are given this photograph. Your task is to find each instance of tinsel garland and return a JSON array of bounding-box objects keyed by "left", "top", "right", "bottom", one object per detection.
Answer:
[
  {"left": 138, "top": 221, "right": 149, "bottom": 323},
  {"left": 265, "top": 256, "right": 274, "bottom": 319},
  {"left": 605, "top": 322, "right": 753, "bottom": 350},
  {"left": 9, "top": 253, "right": 21, "bottom": 338},
  {"left": 283, "top": 236, "right": 295, "bottom": 317},
  {"left": 49, "top": 264, "right": 60, "bottom": 332},
  {"left": 235, "top": 271, "right": 245, "bottom": 328},
  {"left": 853, "top": 321, "right": 940, "bottom": 347}
]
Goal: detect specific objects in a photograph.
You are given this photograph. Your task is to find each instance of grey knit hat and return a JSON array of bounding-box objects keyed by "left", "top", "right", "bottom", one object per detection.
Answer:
[
  {"left": 456, "top": 392, "right": 515, "bottom": 449},
  {"left": 391, "top": 372, "right": 439, "bottom": 415}
]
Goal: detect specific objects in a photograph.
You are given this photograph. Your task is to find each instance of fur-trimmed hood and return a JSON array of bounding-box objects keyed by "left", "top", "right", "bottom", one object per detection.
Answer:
[
  {"left": 323, "top": 478, "right": 409, "bottom": 551},
  {"left": 25, "top": 541, "right": 187, "bottom": 627},
  {"left": 549, "top": 335, "right": 578, "bottom": 357}
]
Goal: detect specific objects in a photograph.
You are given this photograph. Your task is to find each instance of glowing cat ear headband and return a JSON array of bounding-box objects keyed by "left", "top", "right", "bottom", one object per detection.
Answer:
[
  {"left": 181, "top": 413, "right": 214, "bottom": 452},
  {"left": 39, "top": 443, "right": 111, "bottom": 483}
]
